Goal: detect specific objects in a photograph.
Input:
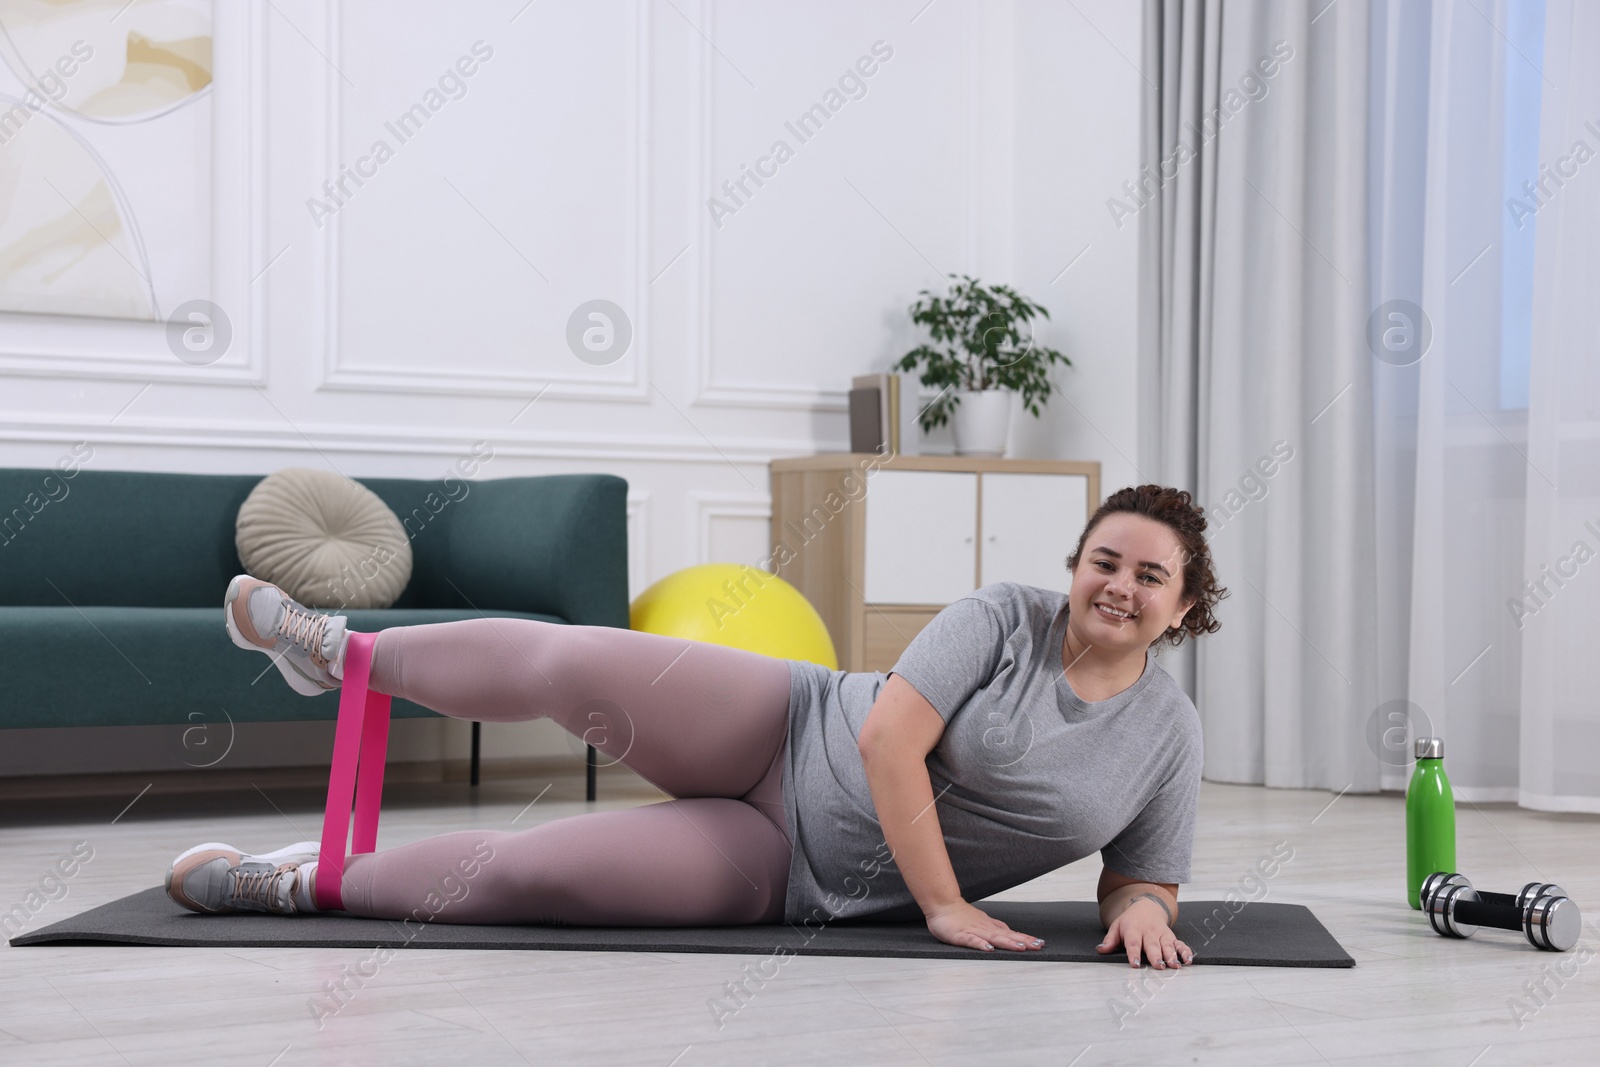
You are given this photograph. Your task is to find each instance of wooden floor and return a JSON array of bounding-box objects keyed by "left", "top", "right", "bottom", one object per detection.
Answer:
[{"left": 1, "top": 764, "right": 1596, "bottom": 1066}]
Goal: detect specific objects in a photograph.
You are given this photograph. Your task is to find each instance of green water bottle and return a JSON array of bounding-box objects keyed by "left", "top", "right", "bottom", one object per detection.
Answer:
[{"left": 1406, "top": 736, "right": 1456, "bottom": 910}]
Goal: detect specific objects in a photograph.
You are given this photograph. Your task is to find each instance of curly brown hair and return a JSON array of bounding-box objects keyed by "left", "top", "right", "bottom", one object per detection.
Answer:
[{"left": 1065, "top": 484, "right": 1228, "bottom": 649}]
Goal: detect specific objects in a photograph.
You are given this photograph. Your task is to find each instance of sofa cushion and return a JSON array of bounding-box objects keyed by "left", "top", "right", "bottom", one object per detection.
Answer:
[
  {"left": 0, "top": 606, "right": 561, "bottom": 729},
  {"left": 235, "top": 468, "right": 413, "bottom": 610}
]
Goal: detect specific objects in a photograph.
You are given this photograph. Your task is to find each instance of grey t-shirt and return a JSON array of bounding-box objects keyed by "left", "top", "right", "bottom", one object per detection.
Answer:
[{"left": 780, "top": 581, "right": 1203, "bottom": 924}]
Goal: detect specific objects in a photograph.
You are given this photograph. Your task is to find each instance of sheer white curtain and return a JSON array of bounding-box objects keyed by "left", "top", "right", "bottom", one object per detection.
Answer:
[
  {"left": 1143, "top": 0, "right": 1600, "bottom": 809},
  {"left": 1372, "top": 0, "right": 1600, "bottom": 812},
  {"left": 1517, "top": 0, "right": 1600, "bottom": 811}
]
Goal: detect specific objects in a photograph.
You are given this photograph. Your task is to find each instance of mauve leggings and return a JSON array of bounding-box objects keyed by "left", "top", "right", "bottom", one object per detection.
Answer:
[{"left": 335, "top": 619, "right": 795, "bottom": 926}]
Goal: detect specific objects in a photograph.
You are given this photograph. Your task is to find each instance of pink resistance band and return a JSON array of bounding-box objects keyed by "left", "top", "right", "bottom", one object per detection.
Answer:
[{"left": 315, "top": 630, "right": 392, "bottom": 912}]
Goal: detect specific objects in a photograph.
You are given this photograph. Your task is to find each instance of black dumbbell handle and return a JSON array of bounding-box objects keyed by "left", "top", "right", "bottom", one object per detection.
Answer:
[
  {"left": 1454, "top": 898, "right": 1525, "bottom": 932},
  {"left": 1422, "top": 873, "right": 1566, "bottom": 911}
]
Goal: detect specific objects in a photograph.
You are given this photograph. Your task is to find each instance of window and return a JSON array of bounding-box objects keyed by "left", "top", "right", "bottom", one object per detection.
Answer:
[{"left": 1498, "top": 0, "right": 1546, "bottom": 411}]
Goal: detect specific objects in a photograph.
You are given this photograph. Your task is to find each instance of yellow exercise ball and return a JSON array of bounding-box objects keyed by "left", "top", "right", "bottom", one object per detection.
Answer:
[{"left": 630, "top": 563, "right": 838, "bottom": 669}]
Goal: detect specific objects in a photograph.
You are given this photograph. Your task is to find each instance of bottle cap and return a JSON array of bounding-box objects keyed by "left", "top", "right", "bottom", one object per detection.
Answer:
[{"left": 1415, "top": 737, "right": 1443, "bottom": 759}]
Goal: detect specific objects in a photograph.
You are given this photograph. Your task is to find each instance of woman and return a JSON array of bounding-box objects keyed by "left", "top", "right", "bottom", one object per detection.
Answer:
[{"left": 166, "top": 484, "right": 1224, "bottom": 969}]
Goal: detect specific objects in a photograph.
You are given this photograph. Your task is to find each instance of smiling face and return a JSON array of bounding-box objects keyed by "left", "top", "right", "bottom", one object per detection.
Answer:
[{"left": 1066, "top": 512, "right": 1199, "bottom": 662}]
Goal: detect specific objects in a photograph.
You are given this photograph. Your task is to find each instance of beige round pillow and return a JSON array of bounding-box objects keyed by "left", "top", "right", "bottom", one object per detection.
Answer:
[{"left": 236, "top": 468, "right": 412, "bottom": 609}]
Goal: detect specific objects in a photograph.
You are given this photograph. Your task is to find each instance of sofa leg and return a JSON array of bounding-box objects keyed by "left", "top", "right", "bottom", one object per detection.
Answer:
[
  {"left": 586, "top": 744, "right": 596, "bottom": 802},
  {"left": 470, "top": 721, "right": 480, "bottom": 787}
]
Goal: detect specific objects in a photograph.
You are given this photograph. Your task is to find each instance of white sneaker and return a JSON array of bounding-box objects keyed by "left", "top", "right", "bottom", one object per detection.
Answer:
[
  {"left": 224, "top": 574, "right": 349, "bottom": 696},
  {"left": 165, "top": 841, "right": 322, "bottom": 915}
]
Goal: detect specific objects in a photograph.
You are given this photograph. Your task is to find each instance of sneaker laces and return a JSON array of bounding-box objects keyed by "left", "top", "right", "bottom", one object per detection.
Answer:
[
  {"left": 279, "top": 601, "right": 331, "bottom": 668},
  {"left": 231, "top": 861, "right": 300, "bottom": 914}
]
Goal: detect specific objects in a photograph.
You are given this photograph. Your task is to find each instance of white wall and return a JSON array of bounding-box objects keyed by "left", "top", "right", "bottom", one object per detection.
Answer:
[{"left": 0, "top": 0, "right": 1144, "bottom": 778}]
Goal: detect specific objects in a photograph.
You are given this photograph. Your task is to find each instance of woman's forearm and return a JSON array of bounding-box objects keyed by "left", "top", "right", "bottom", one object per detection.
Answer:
[
  {"left": 859, "top": 745, "right": 964, "bottom": 917},
  {"left": 1100, "top": 883, "right": 1179, "bottom": 929}
]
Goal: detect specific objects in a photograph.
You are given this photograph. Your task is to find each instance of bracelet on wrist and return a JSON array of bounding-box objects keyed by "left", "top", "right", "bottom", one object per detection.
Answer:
[{"left": 1124, "top": 892, "right": 1174, "bottom": 926}]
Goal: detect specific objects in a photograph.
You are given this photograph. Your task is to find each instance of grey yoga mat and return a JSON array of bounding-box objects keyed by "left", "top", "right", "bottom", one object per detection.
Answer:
[{"left": 11, "top": 889, "right": 1354, "bottom": 967}]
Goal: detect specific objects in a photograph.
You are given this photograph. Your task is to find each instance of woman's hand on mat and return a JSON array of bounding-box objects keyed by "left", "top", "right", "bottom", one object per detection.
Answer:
[
  {"left": 1097, "top": 898, "right": 1193, "bottom": 969},
  {"left": 924, "top": 900, "right": 1045, "bottom": 953}
]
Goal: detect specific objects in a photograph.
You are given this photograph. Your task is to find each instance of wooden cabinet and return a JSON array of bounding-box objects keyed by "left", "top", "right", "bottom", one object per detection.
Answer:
[{"left": 769, "top": 454, "right": 1100, "bottom": 672}]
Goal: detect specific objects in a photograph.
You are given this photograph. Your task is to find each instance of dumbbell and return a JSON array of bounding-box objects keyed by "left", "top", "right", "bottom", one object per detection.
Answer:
[
  {"left": 1418, "top": 871, "right": 1566, "bottom": 913},
  {"left": 1422, "top": 876, "right": 1581, "bottom": 952},
  {"left": 1420, "top": 871, "right": 1574, "bottom": 947}
]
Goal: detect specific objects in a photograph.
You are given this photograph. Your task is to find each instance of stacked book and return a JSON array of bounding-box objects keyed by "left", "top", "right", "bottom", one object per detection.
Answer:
[{"left": 849, "top": 373, "right": 920, "bottom": 456}]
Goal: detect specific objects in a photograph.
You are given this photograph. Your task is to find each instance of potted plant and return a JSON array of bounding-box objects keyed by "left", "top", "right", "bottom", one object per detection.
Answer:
[{"left": 893, "top": 274, "right": 1071, "bottom": 456}]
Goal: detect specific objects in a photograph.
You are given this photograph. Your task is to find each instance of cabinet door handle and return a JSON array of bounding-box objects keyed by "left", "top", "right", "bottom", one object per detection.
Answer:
[{"left": 963, "top": 535, "right": 973, "bottom": 543}]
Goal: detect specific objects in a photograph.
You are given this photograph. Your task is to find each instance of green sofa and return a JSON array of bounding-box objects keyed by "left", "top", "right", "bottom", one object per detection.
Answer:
[{"left": 0, "top": 467, "right": 629, "bottom": 797}]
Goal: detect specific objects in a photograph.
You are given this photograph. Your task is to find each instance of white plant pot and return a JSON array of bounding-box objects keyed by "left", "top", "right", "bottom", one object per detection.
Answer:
[{"left": 951, "top": 389, "right": 1012, "bottom": 456}]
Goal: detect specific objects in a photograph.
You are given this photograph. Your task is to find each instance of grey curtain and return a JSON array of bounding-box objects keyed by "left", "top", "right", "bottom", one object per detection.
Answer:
[{"left": 1137, "top": 0, "right": 1383, "bottom": 792}]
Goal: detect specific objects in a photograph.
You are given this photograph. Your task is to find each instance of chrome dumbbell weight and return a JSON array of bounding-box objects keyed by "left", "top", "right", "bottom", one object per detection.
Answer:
[
  {"left": 1418, "top": 871, "right": 1566, "bottom": 913},
  {"left": 1424, "top": 880, "right": 1581, "bottom": 952}
]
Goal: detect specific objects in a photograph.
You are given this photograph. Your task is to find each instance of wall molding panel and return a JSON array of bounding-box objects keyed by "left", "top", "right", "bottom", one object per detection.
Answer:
[
  {"left": 686, "top": 0, "right": 982, "bottom": 413},
  {"left": 626, "top": 490, "right": 651, "bottom": 601},
  {"left": 689, "top": 491, "right": 772, "bottom": 565},
  {"left": 688, "top": 0, "right": 844, "bottom": 413},
  {"left": 312, "top": 0, "right": 653, "bottom": 403}
]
